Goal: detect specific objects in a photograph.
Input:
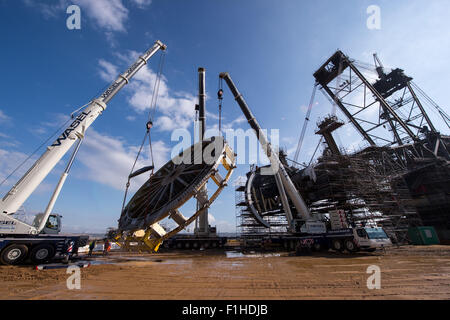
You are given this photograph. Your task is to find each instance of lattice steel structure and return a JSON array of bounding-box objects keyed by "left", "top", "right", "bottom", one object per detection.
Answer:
[
  {"left": 235, "top": 164, "right": 289, "bottom": 243},
  {"left": 313, "top": 51, "right": 450, "bottom": 241}
]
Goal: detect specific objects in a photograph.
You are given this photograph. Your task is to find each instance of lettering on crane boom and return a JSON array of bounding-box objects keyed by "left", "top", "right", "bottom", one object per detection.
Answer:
[
  {"left": 0, "top": 220, "right": 16, "bottom": 231},
  {"left": 51, "top": 110, "right": 91, "bottom": 147}
]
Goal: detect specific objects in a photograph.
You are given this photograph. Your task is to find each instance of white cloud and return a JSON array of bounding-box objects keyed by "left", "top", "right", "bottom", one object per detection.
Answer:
[
  {"left": 72, "top": 0, "right": 128, "bottom": 32},
  {"left": 24, "top": 0, "right": 151, "bottom": 34},
  {"left": 76, "top": 128, "right": 170, "bottom": 192},
  {"left": 29, "top": 113, "right": 71, "bottom": 136},
  {"left": 0, "top": 148, "right": 33, "bottom": 190},
  {"left": 0, "top": 110, "right": 10, "bottom": 123},
  {"left": 98, "top": 59, "right": 119, "bottom": 82},
  {"left": 207, "top": 213, "right": 235, "bottom": 233},
  {"left": 131, "top": 0, "right": 152, "bottom": 9},
  {"left": 23, "top": 0, "right": 67, "bottom": 19},
  {"left": 281, "top": 136, "right": 295, "bottom": 145},
  {"left": 206, "top": 115, "right": 247, "bottom": 134},
  {"left": 232, "top": 175, "right": 247, "bottom": 187},
  {"left": 100, "top": 51, "right": 197, "bottom": 132}
]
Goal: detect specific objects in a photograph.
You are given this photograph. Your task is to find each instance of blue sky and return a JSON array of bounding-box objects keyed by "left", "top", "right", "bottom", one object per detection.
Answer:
[{"left": 0, "top": 0, "right": 449, "bottom": 233}]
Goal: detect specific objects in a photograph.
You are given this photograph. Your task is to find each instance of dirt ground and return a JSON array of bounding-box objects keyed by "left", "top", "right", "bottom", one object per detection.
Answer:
[{"left": 1, "top": 245, "right": 450, "bottom": 300}]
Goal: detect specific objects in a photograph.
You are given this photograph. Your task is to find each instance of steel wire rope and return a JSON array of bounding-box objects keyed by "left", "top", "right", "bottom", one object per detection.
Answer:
[
  {"left": 121, "top": 51, "right": 166, "bottom": 212},
  {"left": 0, "top": 100, "right": 94, "bottom": 188},
  {"left": 294, "top": 84, "right": 317, "bottom": 163}
]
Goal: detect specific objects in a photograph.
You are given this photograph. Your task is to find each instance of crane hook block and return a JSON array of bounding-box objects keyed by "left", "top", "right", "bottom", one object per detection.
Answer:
[
  {"left": 146, "top": 121, "right": 153, "bottom": 130},
  {"left": 217, "top": 89, "right": 224, "bottom": 99}
]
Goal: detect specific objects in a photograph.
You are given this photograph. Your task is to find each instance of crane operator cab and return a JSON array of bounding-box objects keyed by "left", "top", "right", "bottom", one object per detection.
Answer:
[
  {"left": 32, "top": 213, "right": 62, "bottom": 235},
  {"left": 353, "top": 226, "right": 392, "bottom": 251}
]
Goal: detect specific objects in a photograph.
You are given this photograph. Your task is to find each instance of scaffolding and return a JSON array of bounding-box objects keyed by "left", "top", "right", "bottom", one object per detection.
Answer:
[{"left": 235, "top": 170, "right": 289, "bottom": 245}]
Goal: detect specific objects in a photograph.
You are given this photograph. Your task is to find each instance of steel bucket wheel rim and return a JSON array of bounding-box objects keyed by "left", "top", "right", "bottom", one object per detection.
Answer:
[{"left": 116, "top": 137, "right": 236, "bottom": 250}]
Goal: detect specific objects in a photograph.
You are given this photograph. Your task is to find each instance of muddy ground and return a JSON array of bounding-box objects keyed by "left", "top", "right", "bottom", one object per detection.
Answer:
[{"left": 1, "top": 245, "right": 449, "bottom": 300}]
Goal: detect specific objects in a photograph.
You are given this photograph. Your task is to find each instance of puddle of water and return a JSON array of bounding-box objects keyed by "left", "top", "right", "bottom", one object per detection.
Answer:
[
  {"left": 226, "top": 251, "right": 245, "bottom": 258},
  {"left": 225, "top": 251, "right": 281, "bottom": 258}
]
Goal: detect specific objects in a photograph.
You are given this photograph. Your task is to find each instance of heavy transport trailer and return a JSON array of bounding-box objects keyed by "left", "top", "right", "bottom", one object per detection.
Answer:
[
  {"left": 0, "top": 235, "right": 89, "bottom": 265},
  {"left": 161, "top": 233, "right": 227, "bottom": 250},
  {"left": 0, "top": 41, "right": 166, "bottom": 265}
]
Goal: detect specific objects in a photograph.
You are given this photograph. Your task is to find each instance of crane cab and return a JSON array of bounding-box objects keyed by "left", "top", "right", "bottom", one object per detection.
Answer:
[
  {"left": 353, "top": 226, "right": 392, "bottom": 251},
  {"left": 32, "top": 213, "right": 62, "bottom": 235}
]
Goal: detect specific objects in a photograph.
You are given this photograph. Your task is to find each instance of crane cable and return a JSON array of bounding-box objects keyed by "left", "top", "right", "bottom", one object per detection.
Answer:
[
  {"left": 294, "top": 84, "right": 317, "bottom": 163},
  {"left": 218, "top": 78, "right": 224, "bottom": 135},
  {"left": 121, "top": 51, "right": 166, "bottom": 212},
  {"left": 0, "top": 101, "right": 94, "bottom": 188},
  {"left": 0, "top": 72, "right": 132, "bottom": 190},
  {"left": 309, "top": 136, "right": 323, "bottom": 167}
]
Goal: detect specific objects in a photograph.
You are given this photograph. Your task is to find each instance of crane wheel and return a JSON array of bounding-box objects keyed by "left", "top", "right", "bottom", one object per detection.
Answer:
[
  {"left": 344, "top": 240, "right": 357, "bottom": 252},
  {"left": 0, "top": 244, "right": 29, "bottom": 265},
  {"left": 312, "top": 242, "right": 322, "bottom": 252},
  {"left": 30, "top": 244, "right": 55, "bottom": 264},
  {"left": 332, "top": 239, "right": 344, "bottom": 252}
]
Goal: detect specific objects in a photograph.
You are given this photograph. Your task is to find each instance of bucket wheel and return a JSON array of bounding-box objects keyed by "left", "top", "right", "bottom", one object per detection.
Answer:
[{"left": 117, "top": 137, "right": 235, "bottom": 251}]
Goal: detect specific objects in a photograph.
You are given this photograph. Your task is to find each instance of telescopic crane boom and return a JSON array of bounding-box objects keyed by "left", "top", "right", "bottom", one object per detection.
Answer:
[
  {"left": 219, "top": 72, "right": 312, "bottom": 230},
  {"left": 0, "top": 40, "right": 166, "bottom": 235}
]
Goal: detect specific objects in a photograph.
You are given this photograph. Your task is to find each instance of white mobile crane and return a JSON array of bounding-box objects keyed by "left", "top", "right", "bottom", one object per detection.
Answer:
[
  {"left": 0, "top": 40, "right": 166, "bottom": 265},
  {"left": 219, "top": 72, "right": 392, "bottom": 253}
]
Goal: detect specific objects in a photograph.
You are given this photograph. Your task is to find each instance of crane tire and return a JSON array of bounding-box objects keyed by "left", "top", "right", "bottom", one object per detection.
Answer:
[
  {"left": 0, "top": 244, "right": 29, "bottom": 265},
  {"left": 30, "top": 244, "right": 55, "bottom": 264},
  {"left": 313, "top": 242, "right": 322, "bottom": 252},
  {"left": 344, "top": 239, "right": 357, "bottom": 252},
  {"left": 332, "top": 239, "right": 344, "bottom": 252}
]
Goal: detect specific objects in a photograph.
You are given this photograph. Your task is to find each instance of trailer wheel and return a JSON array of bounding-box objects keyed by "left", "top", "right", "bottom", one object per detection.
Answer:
[
  {"left": 344, "top": 240, "right": 356, "bottom": 252},
  {"left": 30, "top": 244, "right": 55, "bottom": 264},
  {"left": 313, "top": 242, "right": 322, "bottom": 252},
  {"left": 332, "top": 239, "right": 344, "bottom": 252},
  {"left": 1, "top": 244, "right": 29, "bottom": 265}
]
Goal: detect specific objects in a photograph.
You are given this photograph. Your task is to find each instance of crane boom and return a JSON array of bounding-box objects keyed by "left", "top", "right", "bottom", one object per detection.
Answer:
[
  {"left": 219, "top": 72, "right": 311, "bottom": 225},
  {"left": 1, "top": 40, "right": 166, "bottom": 219}
]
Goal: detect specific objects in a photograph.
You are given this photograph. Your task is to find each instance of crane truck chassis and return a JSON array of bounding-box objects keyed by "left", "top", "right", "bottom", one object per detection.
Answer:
[
  {"left": 0, "top": 235, "right": 89, "bottom": 265},
  {"left": 272, "top": 227, "right": 392, "bottom": 253}
]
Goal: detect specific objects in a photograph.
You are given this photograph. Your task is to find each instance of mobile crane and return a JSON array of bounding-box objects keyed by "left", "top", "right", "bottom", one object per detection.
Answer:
[
  {"left": 219, "top": 72, "right": 392, "bottom": 253},
  {"left": 0, "top": 40, "right": 166, "bottom": 265}
]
